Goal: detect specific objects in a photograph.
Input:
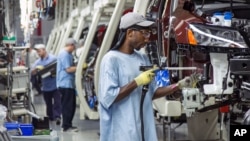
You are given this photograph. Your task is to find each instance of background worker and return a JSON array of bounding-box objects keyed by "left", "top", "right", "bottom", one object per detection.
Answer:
[
  {"left": 98, "top": 12, "right": 199, "bottom": 141},
  {"left": 21, "top": 43, "right": 39, "bottom": 67},
  {"left": 56, "top": 38, "right": 79, "bottom": 132},
  {"left": 22, "top": 43, "right": 42, "bottom": 95},
  {"left": 31, "top": 44, "right": 61, "bottom": 125},
  {"left": 75, "top": 38, "right": 98, "bottom": 68}
]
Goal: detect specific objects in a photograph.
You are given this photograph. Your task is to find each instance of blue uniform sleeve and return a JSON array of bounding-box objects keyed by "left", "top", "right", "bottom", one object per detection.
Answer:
[
  {"left": 50, "top": 54, "right": 57, "bottom": 62},
  {"left": 61, "top": 52, "right": 72, "bottom": 70}
]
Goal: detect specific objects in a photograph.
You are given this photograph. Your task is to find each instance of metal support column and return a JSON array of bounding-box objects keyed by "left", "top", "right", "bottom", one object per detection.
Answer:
[
  {"left": 73, "top": 17, "right": 86, "bottom": 41},
  {"left": 94, "top": 0, "right": 126, "bottom": 95},
  {"left": 51, "top": 26, "right": 63, "bottom": 55},
  {"left": 75, "top": 8, "right": 102, "bottom": 120},
  {"left": 46, "top": 29, "right": 55, "bottom": 52},
  {"left": 133, "top": 0, "right": 150, "bottom": 15}
]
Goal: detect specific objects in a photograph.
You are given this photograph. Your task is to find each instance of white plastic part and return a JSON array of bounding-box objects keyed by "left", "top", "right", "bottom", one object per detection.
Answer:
[
  {"left": 203, "top": 53, "right": 233, "bottom": 95},
  {"left": 153, "top": 97, "right": 182, "bottom": 117},
  {"left": 12, "top": 108, "right": 41, "bottom": 120},
  {"left": 182, "top": 88, "right": 203, "bottom": 109},
  {"left": 224, "top": 19, "right": 231, "bottom": 27}
]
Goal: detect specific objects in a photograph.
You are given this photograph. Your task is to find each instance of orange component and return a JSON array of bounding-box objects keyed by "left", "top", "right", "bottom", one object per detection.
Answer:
[{"left": 187, "top": 29, "right": 197, "bottom": 45}]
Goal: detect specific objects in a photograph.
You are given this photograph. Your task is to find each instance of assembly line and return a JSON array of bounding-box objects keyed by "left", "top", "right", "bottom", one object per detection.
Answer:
[{"left": 1, "top": 0, "right": 250, "bottom": 141}]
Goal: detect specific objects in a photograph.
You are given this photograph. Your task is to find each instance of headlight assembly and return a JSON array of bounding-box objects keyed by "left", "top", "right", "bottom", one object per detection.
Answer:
[{"left": 187, "top": 23, "right": 248, "bottom": 48}]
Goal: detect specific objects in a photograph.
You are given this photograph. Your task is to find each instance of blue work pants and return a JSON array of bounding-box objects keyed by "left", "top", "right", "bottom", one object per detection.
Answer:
[
  {"left": 58, "top": 88, "right": 76, "bottom": 129},
  {"left": 43, "top": 89, "right": 62, "bottom": 120}
]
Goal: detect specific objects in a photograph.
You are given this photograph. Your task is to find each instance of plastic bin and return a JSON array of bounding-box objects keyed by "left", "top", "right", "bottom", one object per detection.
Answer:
[
  {"left": 4, "top": 122, "right": 34, "bottom": 136},
  {"left": 19, "top": 123, "right": 33, "bottom": 136},
  {"left": 4, "top": 122, "right": 21, "bottom": 136},
  {"left": 4, "top": 122, "right": 19, "bottom": 130}
]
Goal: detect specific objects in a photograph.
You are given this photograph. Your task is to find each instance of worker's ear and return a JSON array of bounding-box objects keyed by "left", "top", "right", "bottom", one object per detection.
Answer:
[{"left": 126, "top": 29, "right": 134, "bottom": 37}]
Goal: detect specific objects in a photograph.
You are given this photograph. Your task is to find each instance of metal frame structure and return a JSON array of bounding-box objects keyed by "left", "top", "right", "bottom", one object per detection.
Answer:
[
  {"left": 0, "top": 45, "right": 36, "bottom": 123},
  {"left": 44, "top": 1, "right": 186, "bottom": 140},
  {"left": 46, "top": 0, "right": 173, "bottom": 123},
  {"left": 45, "top": 0, "right": 134, "bottom": 120},
  {"left": 93, "top": 0, "right": 150, "bottom": 97},
  {"left": 75, "top": 0, "right": 134, "bottom": 120}
]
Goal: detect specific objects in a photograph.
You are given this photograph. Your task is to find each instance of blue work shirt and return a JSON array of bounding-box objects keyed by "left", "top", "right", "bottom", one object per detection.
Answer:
[
  {"left": 56, "top": 49, "right": 75, "bottom": 88},
  {"left": 32, "top": 54, "right": 57, "bottom": 91},
  {"left": 98, "top": 50, "right": 159, "bottom": 141}
]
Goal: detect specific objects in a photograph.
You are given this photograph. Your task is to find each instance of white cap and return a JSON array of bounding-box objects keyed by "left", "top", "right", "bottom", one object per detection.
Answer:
[
  {"left": 34, "top": 44, "right": 46, "bottom": 50},
  {"left": 119, "top": 12, "right": 155, "bottom": 29},
  {"left": 65, "top": 38, "right": 79, "bottom": 48}
]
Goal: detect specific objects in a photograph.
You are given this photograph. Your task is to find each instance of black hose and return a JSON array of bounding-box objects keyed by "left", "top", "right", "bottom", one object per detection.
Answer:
[{"left": 140, "top": 85, "right": 149, "bottom": 141}]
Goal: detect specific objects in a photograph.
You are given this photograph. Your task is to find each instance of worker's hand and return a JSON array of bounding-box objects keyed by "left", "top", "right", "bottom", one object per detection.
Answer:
[
  {"left": 134, "top": 67, "right": 158, "bottom": 86},
  {"left": 36, "top": 65, "right": 44, "bottom": 70},
  {"left": 82, "top": 62, "right": 88, "bottom": 69},
  {"left": 177, "top": 77, "right": 191, "bottom": 89},
  {"left": 177, "top": 73, "right": 201, "bottom": 89},
  {"left": 190, "top": 73, "right": 201, "bottom": 87}
]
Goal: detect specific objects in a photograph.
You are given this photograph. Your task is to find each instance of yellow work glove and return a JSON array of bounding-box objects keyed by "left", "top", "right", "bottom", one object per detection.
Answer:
[
  {"left": 134, "top": 67, "right": 158, "bottom": 86},
  {"left": 36, "top": 65, "right": 44, "bottom": 70},
  {"left": 82, "top": 62, "right": 88, "bottom": 69},
  {"left": 177, "top": 73, "right": 201, "bottom": 89}
]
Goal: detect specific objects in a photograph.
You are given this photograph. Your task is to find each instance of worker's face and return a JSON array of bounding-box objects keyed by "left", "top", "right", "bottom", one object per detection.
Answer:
[
  {"left": 69, "top": 44, "right": 77, "bottom": 53},
  {"left": 36, "top": 49, "right": 46, "bottom": 58},
  {"left": 127, "top": 28, "right": 151, "bottom": 50}
]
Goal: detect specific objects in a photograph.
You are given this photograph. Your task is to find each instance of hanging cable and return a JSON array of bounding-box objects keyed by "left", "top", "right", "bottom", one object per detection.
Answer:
[{"left": 140, "top": 84, "right": 148, "bottom": 141}]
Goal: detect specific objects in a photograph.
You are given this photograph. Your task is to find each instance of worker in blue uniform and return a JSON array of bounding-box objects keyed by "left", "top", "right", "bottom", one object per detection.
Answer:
[
  {"left": 31, "top": 44, "right": 61, "bottom": 125},
  {"left": 56, "top": 38, "right": 79, "bottom": 132}
]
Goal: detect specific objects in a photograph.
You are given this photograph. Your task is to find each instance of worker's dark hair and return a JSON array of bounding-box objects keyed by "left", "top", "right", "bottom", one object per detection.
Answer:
[
  {"left": 111, "top": 31, "right": 126, "bottom": 50},
  {"left": 110, "top": 29, "right": 126, "bottom": 50}
]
